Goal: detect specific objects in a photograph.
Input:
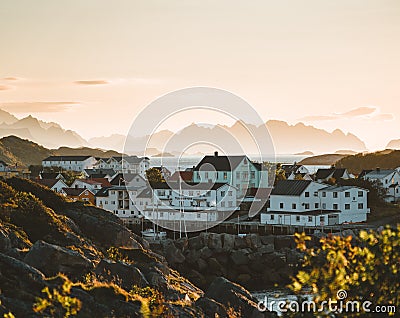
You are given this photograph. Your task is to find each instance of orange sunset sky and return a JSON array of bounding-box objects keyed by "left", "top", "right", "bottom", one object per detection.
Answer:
[{"left": 0, "top": 0, "right": 399, "bottom": 151}]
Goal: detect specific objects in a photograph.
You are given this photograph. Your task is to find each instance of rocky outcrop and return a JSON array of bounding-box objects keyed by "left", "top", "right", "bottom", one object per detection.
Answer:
[
  {"left": 24, "top": 240, "right": 94, "bottom": 279},
  {"left": 155, "top": 233, "right": 303, "bottom": 290}
]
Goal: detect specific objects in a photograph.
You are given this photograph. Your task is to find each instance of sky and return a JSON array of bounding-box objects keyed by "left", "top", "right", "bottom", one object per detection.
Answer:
[{"left": 0, "top": 0, "right": 399, "bottom": 151}]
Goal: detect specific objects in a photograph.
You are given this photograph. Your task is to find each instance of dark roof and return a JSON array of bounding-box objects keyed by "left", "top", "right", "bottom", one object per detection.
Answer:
[
  {"left": 0, "top": 160, "right": 8, "bottom": 166},
  {"left": 265, "top": 210, "right": 339, "bottom": 216},
  {"left": 358, "top": 170, "right": 373, "bottom": 179},
  {"left": 315, "top": 168, "right": 334, "bottom": 180},
  {"left": 62, "top": 187, "right": 92, "bottom": 196},
  {"left": 281, "top": 164, "right": 302, "bottom": 175},
  {"left": 332, "top": 168, "right": 348, "bottom": 180},
  {"left": 193, "top": 155, "right": 249, "bottom": 171},
  {"left": 150, "top": 181, "right": 230, "bottom": 191},
  {"left": 39, "top": 172, "right": 64, "bottom": 179},
  {"left": 137, "top": 187, "right": 153, "bottom": 198},
  {"left": 271, "top": 180, "right": 312, "bottom": 196},
  {"left": 95, "top": 187, "right": 111, "bottom": 197},
  {"left": 35, "top": 179, "right": 64, "bottom": 188},
  {"left": 43, "top": 156, "right": 92, "bottom": 162},
  {"left": 110, "top": 173, "right": 142, "bottom": 185}
]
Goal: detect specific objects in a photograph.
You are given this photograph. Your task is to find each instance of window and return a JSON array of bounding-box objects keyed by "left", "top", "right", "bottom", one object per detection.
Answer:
[
  {"left": 221, "top": 191, "right": 226, "bottom": 197},
  {"left": 221, "top": 202, "right": 225, "bottom": 207},
  {"left": 160, "top": 212, "right": 164, "bottom": 217},
  {"left": 314, "top": 192, "right": 318, "bottom": 197},
  {"left": 322, "top": 192, "right": 326, "bottom": 197},
  {"left": 296, "top": 216, "right": 300, "bottom": 222},
  {"left": 236, "top": 172, "right": 240, "bottom": 179},
  {"left": 280, "top": 203, "right": 284, "bottom": 209},
  {"left": 205, "top": 172, "right": 208, "bottom": 178},
  {"left": 319, "top": 216, "right": 325, "bottom": 222},
  {"left": 315, "top": 203, "right": 319, "bottom": 209},
  {"left": 333, "top": 203, "right": 338, "bottom": 210},
  {"left": 270, "top": 214, "right": 275, "bottom": 220},
  {"left": 308, "top": 216, "right": 313, "bottom": 222},
  {"left": 197, "top": 213, "right": 201, "bottom": 218},
  {"left": 322, "top": 203, "right": 326, "bottom": 209},
  {"left": 228, "top": 191, "right": 233, "bottom": 196},
  {"left": 223, "top": 172, "right": 228, "bottom": 180},
  {"left": 358, "top": 191, "right": 364, "bottom": 197},
  {"left": 345, "top": 204, "right": 350, "bottom": 210},
  {"left": 251, "top": 171, "right": 255, "bottom": 179},
  {"left": 358, "top": 203, "right": 364, "bottom": 209},
  {"left": 345, "top": 192, "right": 350, "bottom": 197},
  {"left": 292, "top": 203, "right": 296, "bottom": 209},
  {"left": 305, "top": 192, "right": 310, "bottom": 197},
  {"left": 333, "top": 192, "right": 338, "bottom": 198},
  {"left": 304, "top": 203, "right": 310, "bottom": 209}
]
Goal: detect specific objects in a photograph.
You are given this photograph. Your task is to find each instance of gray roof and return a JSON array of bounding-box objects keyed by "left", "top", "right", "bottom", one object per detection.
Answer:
[
  {"left": 137, "top": 187, "right": 153, "bottom": 198},
  {"left": 84, "top": 168, "right": 116, "bottom": 176},
  {"left": 322, "top": 185, "right": 368, "bottom": 192},
  {"left": 43, "top": 156, "right": 92, "bottom": 162},
  {"left": 364, "top": 170, "right": 397, "bottom": 179},
  {"left": 150, "top": 181, "right": 230, "bottom": 191},
  {"left": 194, "top": 155, "right": 253, "bottom": 171},
  {"left": 271, "top": 180, "right": 312, "bottom": 196}
]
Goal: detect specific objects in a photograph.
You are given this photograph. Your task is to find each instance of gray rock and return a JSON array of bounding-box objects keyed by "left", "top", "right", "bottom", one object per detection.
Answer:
[
  {"left": 222, "top": 233, "right": 235, "bottom": 251},
  {"left": 207, "top": 233, "right": 222, "bottom": 250},
  {"left": 95, "top": 259, "right": 148, "bottom": 289},
  {"left": 230, "top": 249, "right": 249, "bottom": 265},
  {"left": 260, "top": 235, "right": 275, "bottom": 246},
  {"left": 24, "top": 240, "right": 93, "bottom": 278},
  {"left": 258, "top": 244, "right": 274, "bottom": 254},
  {"left": 199, "top": 246, "right": 213, "bottom": 259}
]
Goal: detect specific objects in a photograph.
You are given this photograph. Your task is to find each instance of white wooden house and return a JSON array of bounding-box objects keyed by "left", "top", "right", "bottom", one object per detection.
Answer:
[
  {"left": 361, "top": 168, "right": 400, "bottom": 203},
  {"left": 42, "top": 156, "right": 96, "bottom": 172}
]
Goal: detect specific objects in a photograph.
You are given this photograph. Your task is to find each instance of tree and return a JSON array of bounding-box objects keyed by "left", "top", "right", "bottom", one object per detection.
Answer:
[
  {"left": 288, "top": 227, "right": 399, "bottom": 317},
  {"left": 275, "top": 164, "right": 287, "bottom": 185},
  {"left": 145, "top": 168, "right": 165, "bottom": 183}
]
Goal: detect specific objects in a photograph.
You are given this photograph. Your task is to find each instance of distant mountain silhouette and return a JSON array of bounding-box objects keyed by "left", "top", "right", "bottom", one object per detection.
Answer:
[
  {"left": 0, "top": 109, "right": 87, "bottom": 148},
  {"left": 121, "top": 120, "right": 368, "bottom": 155},
  {"left": 386, "top": 139, "right": 400, "bottom": 149},
  {"left": 0, "top": 108, "right": 369, "bottom": 155}
]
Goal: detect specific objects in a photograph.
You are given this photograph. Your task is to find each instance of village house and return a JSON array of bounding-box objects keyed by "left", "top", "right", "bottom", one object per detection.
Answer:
[
  {"left": 0, "top": 161, "right": 31, "bottom": 179},
  {"left": 0, "top": 160, "right": 8, "bottom": 172},
  {"left": 39, "top": 172, "right": 66, "bottom": 181},
  {"left": 315, "top": 167, "right": 351, "bottom": 183},
  {"left": 192, "top": 152, "right": 268, "bottom": 198},
  {"left": 361, "top": 168, "right": 400, "bottom": 203},
  {"left": 110, "top": 173, "right": 147, "bottom": 187},
  {"left": 35, "top": 178, "right": 68, "bottom": 193},
  {"left": 60, "top": 187, "right": 95, "bottom": 204},
  {"left": 83, "top": 168, "right": 116, "bottom": 180},
  {"left": 260, "top": 180, "right": 369, "bottom": 227},
  {"left": 71, "top": 178, "right": 111, "bottom": 194},
  {"left": 42, "top": 156, "right": 97, "bottom": 172},
  {"left": 281, "top": 164, "right": 311, "bottom": 180},
  {"left": 93, "top": 156, "right": 150, "bottom": 177},
  {"left": 151, "top": 166, "right": 172, "bottom": 180}
]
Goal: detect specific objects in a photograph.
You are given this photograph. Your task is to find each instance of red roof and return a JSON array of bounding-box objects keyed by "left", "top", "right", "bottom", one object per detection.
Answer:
[
  {"left": 169, "top": 171, "right": 193, "bottom": 182},
  {"left": 89, "top": 178, "right": 112, "bottom": 187}
]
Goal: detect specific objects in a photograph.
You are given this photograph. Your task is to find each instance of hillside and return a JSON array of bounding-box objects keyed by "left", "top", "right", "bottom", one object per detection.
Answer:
[
  {"left": 0, "top": 136, "right": 122, "bottom": 167},
  {"left": 0, "top": 178, "right": 269, "bottom": 317},
  {"left": 298, "top": 153, "right": 347, "bottom": 165},
  {"left": 336, "top": 149, "right": 400, "bottom": 174}
]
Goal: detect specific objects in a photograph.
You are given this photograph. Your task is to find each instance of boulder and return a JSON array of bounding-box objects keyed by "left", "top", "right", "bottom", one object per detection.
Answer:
[
  {"left": 0, "top": 228, "right": 11, "bottom": 252},
  {"left": 188, "top": 235, "right": 204, "bottom": 250},
  {"left": 197, "top": 258, "right": 208, "bottom": 271},
  {"left": 24, "top": 240, "right": 93, "bottom": 278},
  {"left": 259, "top": 244, "right": 274, "bottom": 254},
  {"left": 222, "top": 233, "right": 235, "bottom": 251},
  {"left": 95, "top": 259, "right": 148, "bottom": 290},
  {"left": 207, "top": 257, "right": 224, "bottom": 276},
  {"left": 205, "top": 277, "right": 276, "bottom": 318},
  {"left": 195, "top": 297, "right": 227, "bottom": 317},
  {"left": 230, "top": 249, "right": 250, "bottom": 266},
  {"left": 234, "top": 236, "right": 248, "bottom": 249},
  {"left": 260, "top": 235, "right": 275, "bottom": 246},
  {"left": 274, "top": 236, "right": 295, "bottom": 250},
  {"left": 245, "top": 234, "right": 261, "bottom": 249},
  {"left": 163, "top": 241, "right": 185, "bottom": 265},
  {"left": 207, "top": 233, "right": 222, "bottom": 250},
  {"left": 199, "top": 246, "right": 213, "bottom": 259}
]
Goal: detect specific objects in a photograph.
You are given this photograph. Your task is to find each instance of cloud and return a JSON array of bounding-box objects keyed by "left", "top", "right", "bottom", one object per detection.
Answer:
[
  {"left": 2, "top": 77, "right": 19, "bottom": 81},
  {"left": 299, "top": 106, "right": 385, "bottom": 122},
  {"left": 74, "top": 80, "right": 109, "bottom": 85},
  {"left": 1, "top": 101, "right": 79, "bottom": 113},
  {"left": 371, "top": 113, "right": 394, "bottom": 121},
  {"left": 337, "top": 106, "right": 376, "bottom": 117},
  {"left": 0, "top": 85, "right": 12, "bottom": 91}
]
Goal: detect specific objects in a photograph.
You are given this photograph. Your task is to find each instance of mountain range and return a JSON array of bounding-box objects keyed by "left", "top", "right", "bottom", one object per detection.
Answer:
[{"left": 2, "top": 108, "right": 398, "bottom": 155}]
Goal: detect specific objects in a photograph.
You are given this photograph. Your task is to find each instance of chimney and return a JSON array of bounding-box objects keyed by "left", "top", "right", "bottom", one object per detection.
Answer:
[
  {"left": 376, "top": 167, "right": 380, "bottom": 172},
  {"left": 214, "top": 151, "right": 218, "bottom": 157}
]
